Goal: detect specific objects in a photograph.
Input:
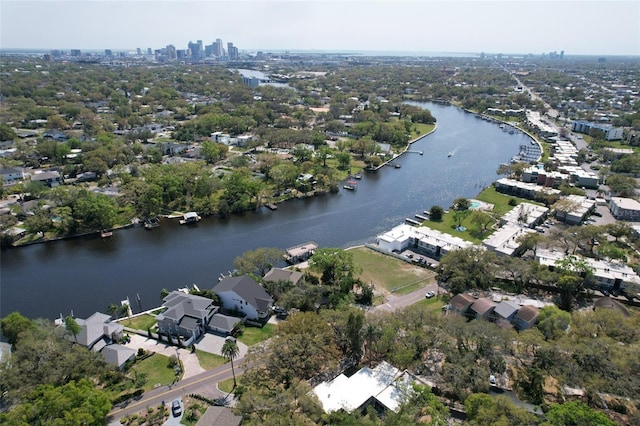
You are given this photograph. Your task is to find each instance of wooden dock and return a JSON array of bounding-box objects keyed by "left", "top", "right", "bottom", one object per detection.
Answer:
[{"left": 284, "top": 241, "right": 318, "bottom": 264}]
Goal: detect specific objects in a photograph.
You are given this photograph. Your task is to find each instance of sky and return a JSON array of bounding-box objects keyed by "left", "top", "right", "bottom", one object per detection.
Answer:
[{"left": 1, "top": 0, "right": 639, "bottom": 56}]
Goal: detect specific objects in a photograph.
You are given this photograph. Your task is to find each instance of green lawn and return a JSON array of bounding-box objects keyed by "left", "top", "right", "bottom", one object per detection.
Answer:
[
  {"left": 349, "top": 246, "right": 435, "bottom": 294},
  {"left": 413, "top": 296, "right": 447, "bottom": 313},
  {"left": 130, "top": 353, "right": 178, "bottom": 391},
  {"left": 194, "top": 350, "right": 227, "bottom": 370},
  {"left": 217, "top": 377, "right": 235, "bottom": 394},
  {"left": 410, "top": 123, "right": 436, "bottom": 139},
  {"left": 120, "top": 314, "right": 157, "bottom": 331},
  {"left": 237, "top": 323, "right": 276, "bottom": 346},
  {"left": 421, "top": 186, "right": 543, "bottom": 243}
]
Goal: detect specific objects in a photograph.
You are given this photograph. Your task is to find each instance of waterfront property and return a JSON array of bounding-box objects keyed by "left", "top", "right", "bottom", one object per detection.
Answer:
[
  {"left": 59, "top": 312, "right": 135, "bottom": 369},
  {"left": 155, "top": 291, "right": 218, "bottom": 343},
  {"left": 482, "top": 224, "right": 536, "bottom": 256},
  {"left": 214, "top": 275, "right": 274, "bottom": 322},
  {"left": 376, "top": 223, "right": 472, "bottom": 259}
]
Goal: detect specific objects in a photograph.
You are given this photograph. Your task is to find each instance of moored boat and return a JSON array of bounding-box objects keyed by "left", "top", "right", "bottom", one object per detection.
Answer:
[{"left": 179, "top": 212, "right": 201, "bottom": 225}]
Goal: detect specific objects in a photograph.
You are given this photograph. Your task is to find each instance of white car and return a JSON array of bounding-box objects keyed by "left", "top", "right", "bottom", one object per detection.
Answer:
[{"left": 425, "top": 291, "right": 435, "bottom": 299}]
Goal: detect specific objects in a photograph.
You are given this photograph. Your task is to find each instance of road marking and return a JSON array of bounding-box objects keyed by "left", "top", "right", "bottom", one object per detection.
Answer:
[{"left": 109, "top": 365, "right": 234, "bottom": 417}]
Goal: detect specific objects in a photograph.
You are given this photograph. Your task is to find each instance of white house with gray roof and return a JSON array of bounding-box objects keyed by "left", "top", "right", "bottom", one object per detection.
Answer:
[{"left": 214, "top": 275, "right": 273, "bottom": 322}]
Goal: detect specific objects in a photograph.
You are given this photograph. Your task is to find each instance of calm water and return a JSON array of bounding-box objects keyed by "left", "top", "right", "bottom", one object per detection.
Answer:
[{"left": 0, "top": 103, "right": 530, "bottom": 319}]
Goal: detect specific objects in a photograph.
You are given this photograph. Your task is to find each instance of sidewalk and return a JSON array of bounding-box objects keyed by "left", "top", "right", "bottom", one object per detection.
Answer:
[{"left": 126, "top": 334, "right": 205, "bottom": 379}]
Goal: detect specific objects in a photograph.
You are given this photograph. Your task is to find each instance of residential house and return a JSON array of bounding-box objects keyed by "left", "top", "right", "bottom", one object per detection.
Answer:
[
  {"left": 312, "top": 361, "right": 419, "bottom": 414},
  {"left": 609, "top": 197, "right": 640, "bottom": 221},
  {"left": 62, "top": 312, "right": 135, "bottom": 369},
  {"left": 0, "top": 166, "right": 24, "bottom": 184},
  {"left": 447, "top": 293, "right": 476, "bottom": 316},
  {"left": 492, "top": 300, "right": 520, "bottom": 324},
  {"left": 513, "top": 305, "right": 540, "bottom": 330},
  {"left": 31, "top": 170, "right": 61, "bottom": 188},
  {"left": 214, "top": 275, "right": 274, "bottom": 322},
  {"left": 208, "top": 313, "right": 241, "bottom": 336},
  {"left": 101, "top": 344, "right": 136, "bottom": 370},
  {"left": 156, "top": 291, "right": 218, "bottom": 342},
  {"left": 263, "top": 267, "right": 304, "bottom": 287},
  {"left": 469, "top": 297, "right": 497, "bottom": 320},
  {"left": 196, "top": 407, "right": 242, "bottom": 426}
]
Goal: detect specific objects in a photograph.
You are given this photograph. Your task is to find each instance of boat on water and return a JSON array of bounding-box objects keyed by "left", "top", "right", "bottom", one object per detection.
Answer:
[
  {"left": 344, "top": 181, "right": 357, "bottom": 190},
  {"left": 144, "top": 216, "right": 160, "bottom": 229},
  {"left": 353, "top": 174, "right": 362, "bottom": 179},
  {"left": 448, "top": 152, "right": 453, "bottom": 157},
  {"left": 179, "top": 212, "right": 201, "bottom": 225},
  {"left": 100, "top": 230, "right": 113, "bottom": 238}
]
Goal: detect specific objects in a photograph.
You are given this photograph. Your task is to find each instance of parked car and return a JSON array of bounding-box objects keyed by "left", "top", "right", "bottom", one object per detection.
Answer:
[
  {"left": 489, "top": 374, "right": 497, "bottom": 385},
  {"left": 601, "top": 289, "right": 610, "bottom": 297},
  {"left": 425, "top": 291, "right": 435, "bottom": 299},
  {"left": 171, "top": 400, "right": 182, "bottom": 417}
]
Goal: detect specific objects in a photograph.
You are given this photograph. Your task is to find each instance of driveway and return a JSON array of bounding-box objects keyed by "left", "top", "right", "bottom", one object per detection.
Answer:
[
  {"left": 126, "top": 334, "right": 205, "bottom": 379},
  {"left": 372, "top": 279, "right": 444, "bottom": 313}
]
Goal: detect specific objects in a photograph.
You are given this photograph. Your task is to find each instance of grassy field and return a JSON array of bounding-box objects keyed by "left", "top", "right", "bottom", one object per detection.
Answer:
[
  {"left": 237, "top": 323, "right": 276, "bottom": 346},
  {"left": 195, "top": 350, "right": 227, "bottom": 370},
  {"left": 410, "top": 123, "right": 436, "bottom": 139},
  {"left": 121, "top": 314, "right": 156, "bottom": 331},
  {"left": 349, "top": 246, "right": 434, "bottom": 294},
  {"left": 131, "top": 353, "right": 177, "bottom": 391}
]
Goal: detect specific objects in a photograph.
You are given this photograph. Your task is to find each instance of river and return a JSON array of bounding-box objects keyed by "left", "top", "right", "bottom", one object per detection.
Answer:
[{"left": 0, "top": 102, "right": 531, "bottom": 320}]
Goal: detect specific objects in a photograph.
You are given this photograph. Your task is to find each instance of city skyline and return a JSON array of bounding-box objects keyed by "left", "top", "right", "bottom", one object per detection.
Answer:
[{"left": 1, "top": 0, "right": 639, "bottom": 56}]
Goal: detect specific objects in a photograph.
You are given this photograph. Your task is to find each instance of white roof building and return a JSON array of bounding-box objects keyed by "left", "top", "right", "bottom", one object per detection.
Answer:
[
  {"left": 483, "top": 224, "right": 536, "bottom": 256},
  {"left": 312, "top": 361, "right": 416, "bottom": 413},
  {"left": 376, "top": 223, "right": 473, "bottom": 258}
]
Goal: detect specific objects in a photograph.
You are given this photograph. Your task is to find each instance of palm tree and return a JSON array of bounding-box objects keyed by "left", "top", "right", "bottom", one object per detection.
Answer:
[{"left": 221, "top": 338, "right": 240, "bottom": 389}]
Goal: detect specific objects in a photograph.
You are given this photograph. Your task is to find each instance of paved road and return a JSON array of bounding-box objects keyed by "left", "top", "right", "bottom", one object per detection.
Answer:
[
  {"left": 107, "top": 359, "right": 245, "bottom": 423},
  {"left": 372, "top": 279, "right": 444, "bottom": 313}
]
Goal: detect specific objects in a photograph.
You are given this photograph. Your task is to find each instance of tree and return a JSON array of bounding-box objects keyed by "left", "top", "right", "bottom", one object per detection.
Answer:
[
  {"left": 544, "top": 401, "right": 616, "bottom": 426},
  {"left": 0, "top": 123, "right": 17, "bottom": 141},
  {"left": 233, "top": 247, "right": 284, "bottom": 277},
  {"left": 470, "top": 210, "right": 494, "bottom": 234},
  {"left": 438, "top": 246, "right": 497, "bottom": 294},
  {"left": 1, "top": 311, "right": 36, "bottom": 345},
  {"left": 0, "top": 379, "right": 112, "bottom": 425},
  {"left": 429, "top": 205, "right": 444, "bottom": 221},
  {"left": 537, "top": 305, "right": 570, "bottom": 340},
  {"left": 221, "top": 338, "right": 240, "bottom": 389},
  {"left": 65, "top": 316, "right": 82, "bottom": 343},
  {"left": 516, "top": 232, "right": 544, "bottom": 258},
  {"left": 309, "top": 247, "right": 360, "bottom": 288}
]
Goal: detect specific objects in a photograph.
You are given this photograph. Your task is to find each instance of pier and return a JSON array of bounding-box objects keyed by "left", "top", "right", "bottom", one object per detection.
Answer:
[{"left": 284, "top": 241, "right": 318, "bottom": 264}]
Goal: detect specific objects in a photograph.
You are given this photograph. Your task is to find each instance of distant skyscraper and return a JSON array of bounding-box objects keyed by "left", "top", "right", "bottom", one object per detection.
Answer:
[
  {"left": 147, "top": 48, "right": 152, "bottom": 55},
  {"left": 215, "top": 38, "right": 223, "bottom": 56},
  {"left": 104, "top": 49, "right": 113, "bottom": 56},
  {"left": 137, "top": 48, "right": 142, "bottom": 55},
  {"left": 166, "top": 44, "right": 177, "bottom": 60},
  {"left": 71, "top": 49, "right": 81, "bottom": 57},
  {"left": 188, "top": 40, "right": 203, "bottom": 59},
  {"left": 227, "top": 42, "right": 239, "bottom": 59}
]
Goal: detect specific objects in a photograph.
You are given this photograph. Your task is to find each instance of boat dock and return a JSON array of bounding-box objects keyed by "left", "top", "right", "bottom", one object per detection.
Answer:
[
  {"left": 405, "top": 218, "right": 420, "bottom": 226},
  {"left": 284, "top": 241, "right": 318, "bottom": 264},
  {"left": 415, "top": 214, "right": 428, "bottom": 221},
  {"left": 265, "top": 203, "right": 278, "bottom": 210}
]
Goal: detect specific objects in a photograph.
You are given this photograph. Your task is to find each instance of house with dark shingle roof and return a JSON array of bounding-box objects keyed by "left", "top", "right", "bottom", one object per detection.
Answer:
[
  {"left": 263, "top": 267, "right": 303, "bottom": 286},
  {"left": 447, "top": 293, "right": 476, "bottom": 316},
  {"left": 513, "top": 305, "right": 540, "bottom": 330},
  {"left": 214, "top": 275, "right": 274, "bottom": 322},
  {"left": 156, "top": 291, "right": 218, "bottom": 341},
  {"left": 469, "top": 297, "right": 497, "bottom": 320}
]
